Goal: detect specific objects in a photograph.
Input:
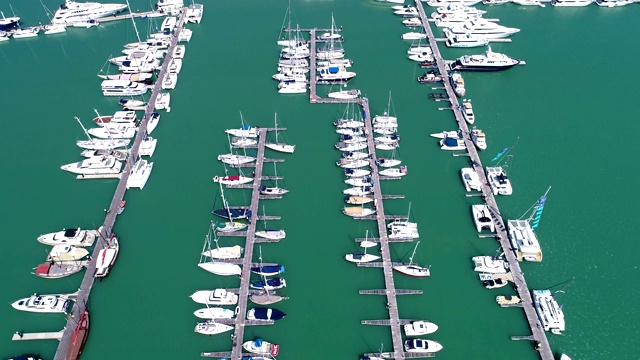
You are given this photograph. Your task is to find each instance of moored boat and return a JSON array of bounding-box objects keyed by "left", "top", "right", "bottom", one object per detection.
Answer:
[
  {"left": 11, "top": 293, "right": 72, "bottom": 313},
  {"left": 247, "top": 307, "right": 287, "bottom": 321},
  {"left": 193, "top": 307, "right": 235, "bottom": 319},
  {"left": 190, "top": 289, "right": 239, "bottom": 305},
  {"left": 486, "top": 166, "right": 513, "bottom": 195},
  {"left": 194, "top": 320, "right": 233, "bottom": 336},
  {"left": 94, "top": 235, "right": 119, "bottom": 278},
  {"left": 472, "top": 256, "right": 508, "bottom": 273},
  {"left": 472, "top": 204, "right": 495, "bottom": 232},
  {"left": 37, "top": 228, "right": 97, "bottom": 247},
  {"left": 48, "top": 245, "right": 89, "bottom": 262},
  {"left": 243, "top": 338, "right": 280, "bottom": 357},
  {"left": 34, "top": 261, "right": 86, "bottom": 279},
  {"left": 404, "top": 321, "right": 439, "bottom": 336},
  {"left": 404, "top": 339, "right": 443, "bottom": 353},
  {"left": 460, "top": 167, "right": 482, "bottom": 192}
]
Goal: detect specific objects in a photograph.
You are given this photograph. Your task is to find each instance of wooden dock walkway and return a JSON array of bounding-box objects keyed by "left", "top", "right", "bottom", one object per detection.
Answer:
[
  {"left": 357, "top": 98, "right": 405, "bottom": 360},
  {"left": 53, "top": 8, "right": 189, "bottom": 360},
  {"left": 12, "top": 330, "right": 64, "bottom": 341},
  {"left": 309, "top": 29, "right": 319, "bottom": 102},
  {"left": 414, "top": 1, "right": 554, "bottom": 359},
  {"left": 227, "top": 128, "right": 268, "bottom": 360}
]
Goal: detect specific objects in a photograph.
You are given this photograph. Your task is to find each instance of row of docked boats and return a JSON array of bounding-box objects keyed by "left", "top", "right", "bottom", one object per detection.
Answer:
[
  {"left": 193, "top": 119, "right": 293, "bottom": 343},
  {"left": 328, "top": 94, "right": 441, "bottom": 355},
  {"left": 415, "top": 1, "right": 567, "bottom": 339}
]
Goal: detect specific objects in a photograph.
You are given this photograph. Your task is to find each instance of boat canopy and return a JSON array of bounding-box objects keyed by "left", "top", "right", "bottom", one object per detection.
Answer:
[
  {"left": 64, "top": 228, "right": 80, "bottom": 237},
  {"left": 443, "top": 137, "right": 459, "bottom": 146}
]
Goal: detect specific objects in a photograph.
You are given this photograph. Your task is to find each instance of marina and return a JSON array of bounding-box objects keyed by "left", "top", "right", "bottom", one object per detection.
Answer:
[{"left": 5, "top": 0, "right": 640, "bottom": 359}]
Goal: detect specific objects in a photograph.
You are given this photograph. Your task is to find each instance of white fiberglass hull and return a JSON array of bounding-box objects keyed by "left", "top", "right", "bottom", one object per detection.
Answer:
[
  {"left": 265, "top": 143, "right": 296, "bottom": 153},
  {"left": 193, "top": 307, "right": 235, "bottom": 319},
  {"left": 190, "top": 289, "right": 239, "bottom": 305},
  {"left": 199, "top": 262, "right": 242, "bottom": 276},
  {"left": 195, "top": 321, "right": 233, "bottom": 335}
]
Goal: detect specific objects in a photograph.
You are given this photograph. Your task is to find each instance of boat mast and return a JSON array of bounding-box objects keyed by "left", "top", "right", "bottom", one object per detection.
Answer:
[
  {"left": 408, "top": 241, "right": 420, "bottom": 266},
  {"left": 124, "top": 0, "right": 141, "bottom": 43},
  {"left": 75, "top": 117, "right": 93, "bottom": 142},
  {"left": 274, "top": 112, "right": 279, "bottom": 144},
  {"left": 218, "top": 180, "right": 235, "bottom": 222}
]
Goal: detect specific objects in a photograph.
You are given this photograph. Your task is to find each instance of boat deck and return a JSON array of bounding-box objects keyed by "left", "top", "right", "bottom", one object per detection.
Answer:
[
  {"left": 53, "top": 8, "right": 189, "bottom": 360},
  {"left": 414, "top": 1, "right": 554, "bottom": 359}
]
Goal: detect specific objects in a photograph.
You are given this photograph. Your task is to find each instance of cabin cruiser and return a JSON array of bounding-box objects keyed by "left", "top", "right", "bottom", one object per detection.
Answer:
[
  {"left": 318, "top": 65, "right": 356, "bottom": 81},
  {"left": 460, "top": 167, "right": 482, "bottom": 192},
  {"left": 486, "top": 166, "right": 513, "bottom": 195},
  {"left": 449, "top": 46, "right": 521, "bottom": 71},
  {"left": 101, "top": 80, "right": 148, "bottom": 96},
  {"left": 243, "top": 339, "right": 280, "bottom": 357},
  {"left": 418, "top": 71, "right": 442, "bottom": 83},
  {"left": 190, "top": 289, "right": 239, "bottom": 305},
  {"left": 472, "top": 256, "right": 508, "bottom": 273},
  {"left": 34, "top": 261, "right": 87, "bottom": 279},
  {"left": 508, "top": 219, "right": 543, "bottom": 262},
  {"left": 11, "top": 293, "right": 72, "bottom": 313},
  {"left": 48, "top": 244, "right": 90, "bottom": 262},
  {"left": 446, "top": 20, "right": 520, "bottom": 39},
  {"left": 432, "top": 4, "right": 487, "bottom": 17},
  {"left": 404, "top": 339, "right": 443, "bottom": 353},
  {"left": 404, "top": 321, "right": 438, "bottom": 336},
  {"left": 479, "top": 273, "right": 510, "bottom": 289},
  {"left": 450, "top": 72, "right": 466, "bottom": 97},
  {"left": 551, "top": 0, "right": 593, "bottom": 5},
  {"left": 52, "top": 0, "right": 127, "bottom": 25},
  {"left": 126, "top": 158, "right": 153, "bottom": 189},
  {"left": 247, "top": 307, "right": 287, "bottom": 321},
  {"left": 278, "top": 80, "right": 307, "bottom": 94},
  {"left": 12, "top": 27, "right": 40, "bottom": 38},
  {"left": 471, "top": 128, "right": 486, "bottom": 150},
  {"left": 37, "top": 228, "right": 97, "bottom": 247},
  {"left": 472, "top": 204, "right": 495, "bottom": 232},
  {"left": 408, "top": 52, "right": 435, "bottom": 63},
  {"left": 93, "top": 110, "right": 137, "bottom": 126},
  {"left": 61, "top": 155, "right": 123, "bottom": 175},
  {"left": 461, "top": 100, "right": 475, "bottom": 123},
  {"left": 445, "top": 33, "right": 490, "bottom": 48},
  {"left": 533, "top": 289, "right": 565, "bottom": 334},
  {"left": 328, "top": 89, "right": 361, "bottom": 100}
]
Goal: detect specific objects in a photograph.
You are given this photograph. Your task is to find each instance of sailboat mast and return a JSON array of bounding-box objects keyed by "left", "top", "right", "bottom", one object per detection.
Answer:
[
  {"left": 218, "top": 180, "right": 234, "bottom": 221},
  {"left": 274, "top": 112, "right": 279, "bottom": 143},
  {"left": 75, "top": 117, "right": 93, "bottom": 142},
  {"left": 124, "top": 0, "right": 141, "bottom": 43},
  {"left": 409, "top": 241, "right": 420, "bottom": 266}
]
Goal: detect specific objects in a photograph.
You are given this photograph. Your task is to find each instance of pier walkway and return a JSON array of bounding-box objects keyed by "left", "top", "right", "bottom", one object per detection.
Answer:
[
  {"left": 414, "top": 1, "right": 554, "bottom": 359},
  {"left": 358, "top": 98, "right": 405, "bottom": 360},
  {"left": 52, "top": 9, "right": 188, "bottom": 360}
]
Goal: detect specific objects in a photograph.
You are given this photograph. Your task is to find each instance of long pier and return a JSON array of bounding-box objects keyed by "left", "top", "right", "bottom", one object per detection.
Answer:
[
  {"left": 414, "top": 1, "right": 554, "bottom": 359},
  {"left": 358, "top": 98, "right": 406, "bottom": 360},
  {"left": 52, "top": 9, "right": 188, "bottom": 360}
]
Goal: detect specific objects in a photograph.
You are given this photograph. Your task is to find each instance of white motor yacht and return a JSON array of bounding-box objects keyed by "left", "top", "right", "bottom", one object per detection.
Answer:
[
  {"left": 80, "top": 149, "right": 127, "bottom": 161},
  {"left": 318, "top": 66, "right": 356, "bottom": 81},
  {"left": 445, "top": 33, "right": 490, "bottom": 48},
  {"left": 446, "top": 20, "right": 520, "bottom": 39},
  {"left": 404, "top": 339, "right": 443, "bottom": 353},
  {"left": 12, "top": 27, "right": 40, "bottom": 38},
  {"left": 471, "top": 128, "right": 486, "bottom": 150},
  {"left": 508, "top": 219, "right": 543, "bottom": 262},
  {"left": 94, "top": 236, "right": 119, "bottom": 278},
  {"left": 61, "top": 155, "right": 123, "bottom": 175},
  {"left": 460, "top": 167, "right": 482, "bottom": 192},
  {"left": 450, "top": 73, "right": 466, "bottom": 97},
  {"left": 486, "top": 166, "right": 513, "bottom": 195},
  {"left": 432, "top": 4, "right": 487, "bottom": 17},
  {"left": 11, "top": 294, "right": 71, "bottom": 313},
  {"left": 126, "top": 158, "right": 153, "bottom": 189},
  {"left": 461, "top": 100, "right": 475, "bottom": 123},
  {"left": 328, "top": 89, "right": 361, "bottom": 100},
  {"left": 472, "top": 256, "right": 508, "bottom": 273},
  {"left": 551, "top": 0, "right": 593, "bottom": 5},
  {"left": 172, "top": 44, "right": 185, "bottom": 59},
  {"left": 472, "top": 204, "right": 495, "bottom": 232},
  {"left": 404, "top": 321, "right": 439, "bottom": 336},
  {"left": 449, "top": 46, "right": 521, "bottom": 71},
  {"left": 101, "top": 80, "right": 148, "bottom": 96},
  {"left": 37, "top": 228, "right": 98, "bottom": 247},
  {"left": 190, "top": 289, "right": 239, "bottom": 305},
  {"left": 52, "top": 0, "right": 128, "bottom": 25}
]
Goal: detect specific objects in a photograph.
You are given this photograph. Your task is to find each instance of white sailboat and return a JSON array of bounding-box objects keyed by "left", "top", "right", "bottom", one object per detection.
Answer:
[
  {"left": 345, "top": 231, "right": 380, "bottom": 263},
  {"left": 213, "top": 164, "right": 253, "bottom": 186},
  {"left": 259, "top": 163, "right": 289, "bottom": 196},
  {"left": 265, "top": 113, "right": 295, "bottom": 153},
  {"left": 393, "top": 241, "right": 430, "bottom": 277},
  {"left": 194, "top": 319, "right": 233, "bottom": 335},
  {"left": 255, "top": 206, "right": 286, "bottom": 240},
  {"left": 218, "top": 135, "right": 256, "bottom": 165},
  {"left": 201, "top": 222, "right": 243, "bottom": 259},
  {"left": 75, "top": 117, "right": 130, "bottom": 150}
]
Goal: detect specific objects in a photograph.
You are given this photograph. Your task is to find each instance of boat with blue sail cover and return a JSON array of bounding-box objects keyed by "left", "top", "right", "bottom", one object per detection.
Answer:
[
  {"left": 251, "top": 264, "right": 285, "bottom": 277},
  {"left": 250, "top": 277, "right": 286, "bottom": 290},
  {"left": 247, "top": 307, "right": 287, "bottom": 321}
]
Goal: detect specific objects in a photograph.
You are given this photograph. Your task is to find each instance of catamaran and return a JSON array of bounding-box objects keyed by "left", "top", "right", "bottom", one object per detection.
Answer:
[
  {"left": 508, "top": 187, "right": 549, "bottom": 262},
  {"left": 533, "top": 289, "right": 565, "bottom": 334}
]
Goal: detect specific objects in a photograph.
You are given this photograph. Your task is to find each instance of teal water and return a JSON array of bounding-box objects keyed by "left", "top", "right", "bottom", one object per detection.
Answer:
[{"left": 1, "top": 0, "right": 639, "bottom": 359}]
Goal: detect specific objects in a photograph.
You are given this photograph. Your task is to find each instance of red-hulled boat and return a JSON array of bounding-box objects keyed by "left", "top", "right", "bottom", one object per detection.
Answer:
[{"left": 66, "top": 308, "right": 90, "bottom": 360}]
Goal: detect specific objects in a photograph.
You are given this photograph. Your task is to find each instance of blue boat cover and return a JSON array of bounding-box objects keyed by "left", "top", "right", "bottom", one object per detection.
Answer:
[
  {"left": 443, "top": 137, "right": 459, "bottom": 147},
  {"left": 329, "top": 67, "right": 339, "bottom": 74},
  {"left": 241, "top": 125, "right": 252, "bottom": 130},
  {"left": 253, "top": 307, "right": 286, "bottom": 320},
  {"left": 254, "top": 338, "right": 263, "bottom": 346},
  {"left": 251, "top": 265, "right": 284, "bottom": 274}
]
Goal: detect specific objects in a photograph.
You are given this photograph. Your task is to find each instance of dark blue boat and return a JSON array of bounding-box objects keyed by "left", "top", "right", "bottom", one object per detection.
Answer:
[
  {"left": 250, "top": 277, "right": 286, "bottom": 290},
  {"left": 248, "top": 307, "right": 286, "bottom": 321},
  {"left": 212, "top": 207, "right": 251, "bottom": 220},
  {"left": 251, "top": 265, "right": 285, "bottom": 276}
]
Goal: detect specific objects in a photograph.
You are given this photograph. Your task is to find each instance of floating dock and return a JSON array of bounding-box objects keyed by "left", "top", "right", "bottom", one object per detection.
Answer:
[
  {"left": 12, "top": 330, "right": 64, "bottom": 341},
  {"left": 413, "top": 1, "right": 554, "bottom": 359},
  {"left": 53, "top": 8, "right": 189, "bottom": 360}
]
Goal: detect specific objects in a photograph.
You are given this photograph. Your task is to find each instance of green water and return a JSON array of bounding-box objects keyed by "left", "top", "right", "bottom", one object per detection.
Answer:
[{"left": 1, "top": 0, "right": 639, "bottom": 359}]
